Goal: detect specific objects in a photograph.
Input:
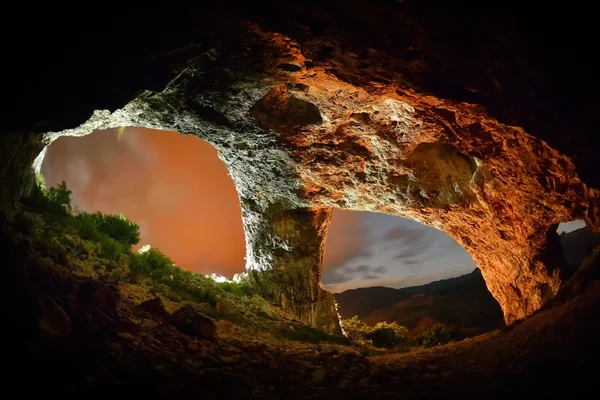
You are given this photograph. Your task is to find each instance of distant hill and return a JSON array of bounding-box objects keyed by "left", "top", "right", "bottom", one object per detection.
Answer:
[
  {"left": 334, "top": 269, "right": 505, "bottom": 335},
  {"left": 334, "top": 227, "right": 600, "bottom": 335}
]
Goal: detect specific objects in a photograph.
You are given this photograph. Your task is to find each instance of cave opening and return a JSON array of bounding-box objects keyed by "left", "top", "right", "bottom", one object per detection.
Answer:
[
  {"left": 324, "top": 209, "right": 504, "bottom": 348},
  {"left": 38, "top": 127, "right": 246, "bottom": 279},
  {"left": 556, "top": 219, "right": 600, "bottom": 276}
]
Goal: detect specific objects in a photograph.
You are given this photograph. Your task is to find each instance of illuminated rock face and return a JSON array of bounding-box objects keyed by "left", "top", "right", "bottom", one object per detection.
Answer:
[{"left": 4, "top": 6, "right": 599, "bottom": 329}]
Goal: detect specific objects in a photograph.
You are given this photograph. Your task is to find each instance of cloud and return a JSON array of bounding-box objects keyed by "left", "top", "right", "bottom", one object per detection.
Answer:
[
  {"left": 380, "top": 225, "right": 429, "bottom": 257},
  {"left": 362, "top": 274, "right": 379, "bottom": 280},
  {"left": 405, "top": 263, "right": 423, "bottom": 272},
  {"left": 382, "top": 225, "right": 426, "bottom": 243},
  {"left": 372, "top": 266, "right": 387, "bottom": 274},
  {"left": 328, "top": 248, "right": 373, "bottom": 271},
  {"left": 391, "top": 245, "right": 428, "bottom": 261},
  {"left": 349, "top": 264, "right": 370, "bottom": 273},
  {"left": 321, "top": 270, "right": 351, "bottom": 284},
  {"left": 402, "top": 259, "right": 420, "bottom": 265},
  {"left": 322, "top": 210, "right": 375, "bottom": 277},
  {"left": 321, "top": 262, "right": 389, "bottom": 285}
]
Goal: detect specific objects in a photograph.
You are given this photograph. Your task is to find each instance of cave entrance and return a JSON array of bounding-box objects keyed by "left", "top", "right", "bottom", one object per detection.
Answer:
[
  {"left": 323, "top": 209, "right": 504, "bottom": 345},
  {"left": 39, "top": 127, "right": 246, "bottom": 278}
]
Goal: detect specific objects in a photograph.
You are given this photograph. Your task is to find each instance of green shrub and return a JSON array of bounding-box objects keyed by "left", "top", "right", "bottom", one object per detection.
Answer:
[
  {"left": 413, "top": 323, "right": 466, "bottom": 348},
  {"left": 130, "top": 250, "right": 221, "bottom": 306},
  {"left": 20, "top": 179, "right": 251, "bottom": 313},
  {"left": 342, "top": 317, "right": 410, "bottom": 349},
  {"left": 72, "top": 213, "right": 130, "bottom": 260},
  {"left": 367, "top": 322, "right": 409, "bottom": 349},
  {"left": 73, "top": 212, "right": 101, "bottom": 240},
  {"left": 87, "top": 212, "right": 140, "bottom": 246},
  {"left": 22, "top": 179, "right": 69, "bottom": 216},
  {"left": 218, "top": 281, "right": 252, "bottom": 297},
  {"left": 98, "top": 235, "right": 130, "bottom": 260},
  {"left": 130, "top": 248, "right": 175, "bottom": 279},
  {"left": 341, "top": 315, "right": 373, "bottom": 345},
  {"left": 46, "top": 180, "right": 72, "bottom": 211},
  {"left": 169, "top": 268, "right": 219, "bottom": 306}
]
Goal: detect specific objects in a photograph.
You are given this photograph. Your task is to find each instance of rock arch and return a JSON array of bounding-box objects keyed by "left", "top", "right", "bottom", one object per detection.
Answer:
[{"left": 9, "top": 23, "right": 599, "bottom": 332}]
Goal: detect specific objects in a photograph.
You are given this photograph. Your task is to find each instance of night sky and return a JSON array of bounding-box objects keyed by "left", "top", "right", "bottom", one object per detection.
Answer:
[{"left": 41, "top": 128, "right": 583, "bottom": 292}]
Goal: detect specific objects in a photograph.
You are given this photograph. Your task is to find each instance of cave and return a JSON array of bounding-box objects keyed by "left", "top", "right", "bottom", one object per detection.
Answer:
[{"left": 2, "top": 2, "right": 600, "bottom": 398}]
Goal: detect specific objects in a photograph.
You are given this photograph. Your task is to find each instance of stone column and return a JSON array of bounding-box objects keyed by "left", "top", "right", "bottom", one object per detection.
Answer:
[{"left": 240, "top": 199, "right": 340, "bottom": 333}]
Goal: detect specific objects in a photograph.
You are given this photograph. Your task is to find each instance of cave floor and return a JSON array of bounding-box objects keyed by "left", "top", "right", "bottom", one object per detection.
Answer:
[{"left": 5, "top": 253, "right": 599, "bottom": 400}]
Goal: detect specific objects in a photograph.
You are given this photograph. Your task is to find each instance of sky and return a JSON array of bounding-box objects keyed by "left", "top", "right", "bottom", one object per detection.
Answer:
[{"left": 41, "top": 127, "right": 581, "bottom": 293}]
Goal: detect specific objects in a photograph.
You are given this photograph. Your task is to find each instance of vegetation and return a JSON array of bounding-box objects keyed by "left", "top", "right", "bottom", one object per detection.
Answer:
[
  {"left": 368, "top": 322, "right": 410, "bottom": 348},
  {"left": 18, "top": 178, "right": 473, "bottom": 350},
  {"left": 342, "top": 316, "right": 373, "bottom": 345},
  {"left": 342, "top": 316, "right": 410, "bottom": 349},
  {"left": 342, "top": 315, "right": 465, "bottom": 350},
  {"left": 19, "top": 178, "right": 262, "bottom": 320},
  {"left": 86, "top": 212, "right": 140, "bottom": 246},
  {"left": 413, "top": 323, "right": 466, "bottom": 348},
  {"left": 46, "top": 180, "right": 73, "bottom": 211}
]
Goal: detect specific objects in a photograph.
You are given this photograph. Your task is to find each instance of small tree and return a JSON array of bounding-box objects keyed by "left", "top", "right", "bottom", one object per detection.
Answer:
[
  {"left": 367, "top": 321, "right": 409, "bottom": 348},
  {"left": 47, "top": 180, "right": 72, "bottom": 211}
]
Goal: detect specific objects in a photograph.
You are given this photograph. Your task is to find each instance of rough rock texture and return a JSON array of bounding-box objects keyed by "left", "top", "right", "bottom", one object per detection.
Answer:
[
  {"left": 247, "top": 207, "right": 340, "bottom": 331},
  {"left": 169, "top": 305, "right": 217, "bottom": 340},
  {"left": 2, "top": 2, "right": 600, "bottom": 326}
]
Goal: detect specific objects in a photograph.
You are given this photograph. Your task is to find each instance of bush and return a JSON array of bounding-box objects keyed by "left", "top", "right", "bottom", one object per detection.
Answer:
[
  {"left": 130, "top": 249, "right": 221, "bottom": 306},
  {"left": 342, "top": 317, "right": 410, "bottom": 349},
  {"left": 87, "top": 212, "right": 140, "bottom": 246},
  {"left": 22, "top": 179, "right": 70, "bottom": 216},
  {"left": 72, "top": 213, "right": 130, "bottom": 260},
  {"left": 98, "top": 236, "right": 130, "bottom": 260},
  {"left": 218, "top": 281, "right": 252, "bottom": 297},
  {"left": 130, "top": 248, "right": 175, "bottom": 279},
  {"left": 341, "top": 315, "right": 373, "bottom": 345},
  {"left": 367, "top": 322, "right": 409, "bottom": 349},
  {"left": 46, "top": 180, "right": 72, "bottom": 211},
  {"left": 413, "top": 323, "right": 466, "bottom": 348}
]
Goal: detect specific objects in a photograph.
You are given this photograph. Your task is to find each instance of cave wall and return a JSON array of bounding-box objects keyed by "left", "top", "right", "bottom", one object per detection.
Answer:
[{"left": 2, "top": 1, "right": 599, "bottom": 328}]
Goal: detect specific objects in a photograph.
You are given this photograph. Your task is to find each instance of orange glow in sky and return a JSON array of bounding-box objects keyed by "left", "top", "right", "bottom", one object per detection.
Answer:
[{"left": 42, "top": 128, "right": 246, "bottom": 276}]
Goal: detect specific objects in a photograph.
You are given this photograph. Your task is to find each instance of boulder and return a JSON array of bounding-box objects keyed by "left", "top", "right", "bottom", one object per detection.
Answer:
[
  {"left": 137, "top": 297, "right": 168, "bottom": 318},
  {"left": 169, "top": 305, "right": 216, "bottom": 340}
]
